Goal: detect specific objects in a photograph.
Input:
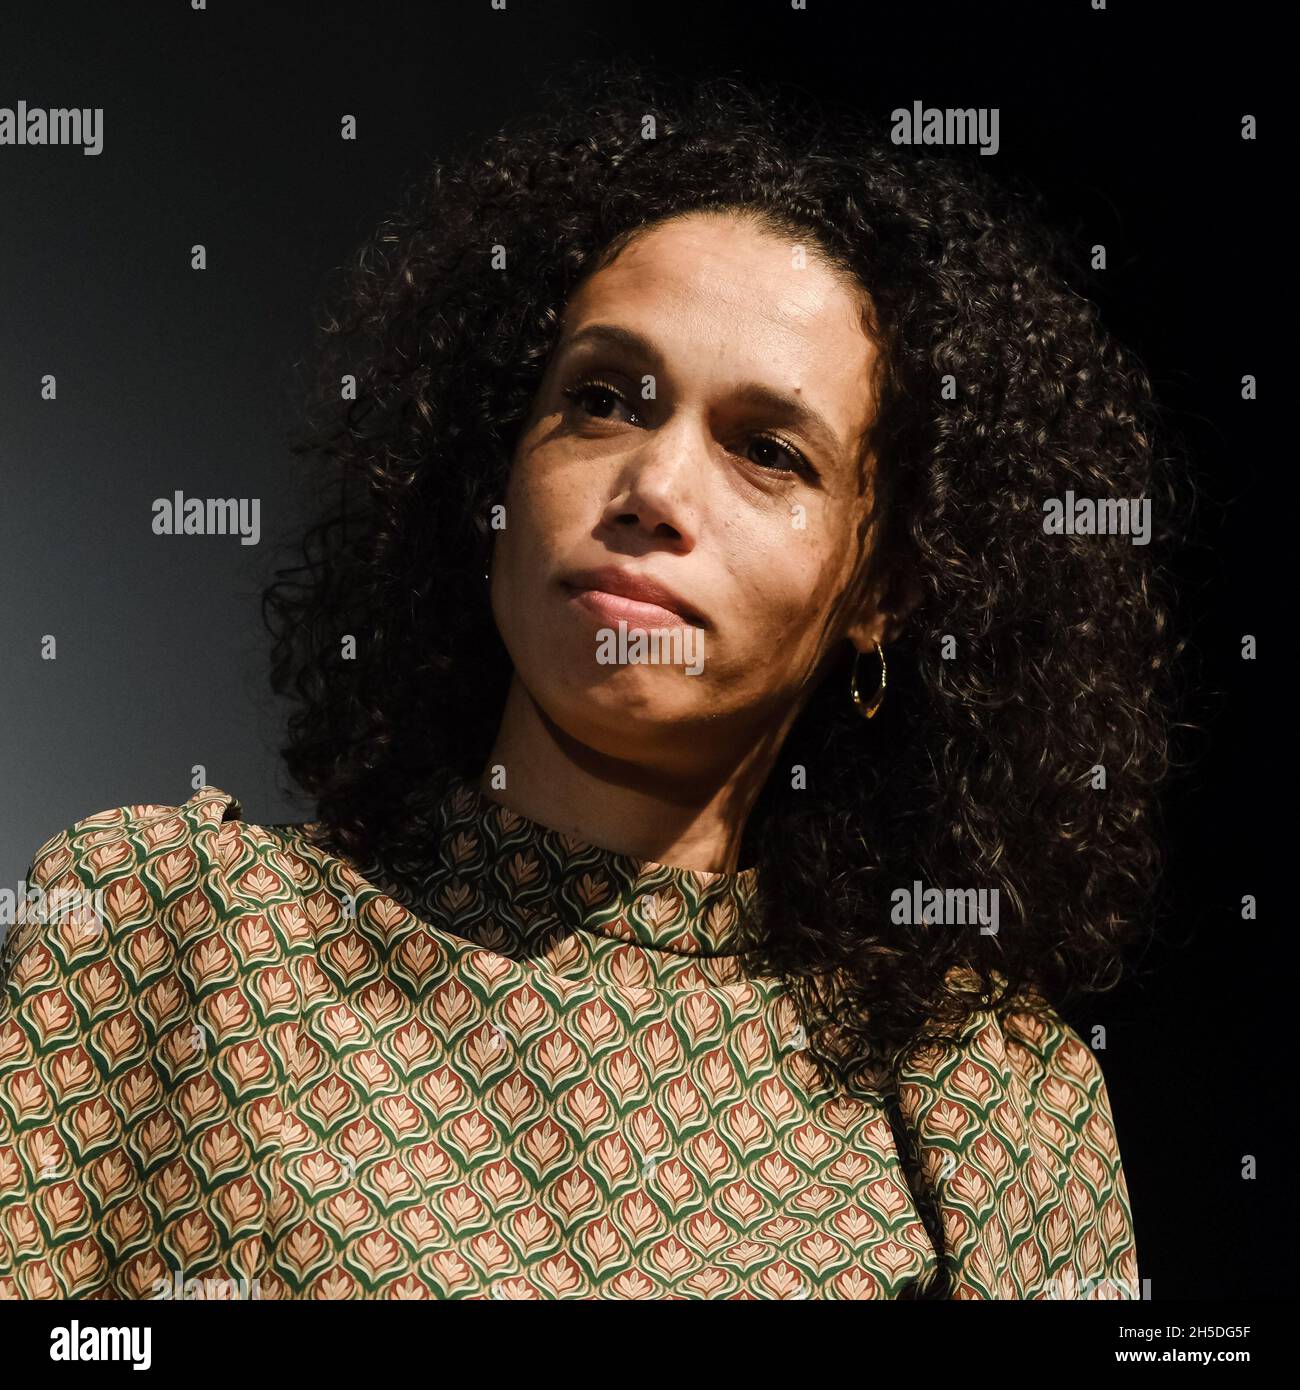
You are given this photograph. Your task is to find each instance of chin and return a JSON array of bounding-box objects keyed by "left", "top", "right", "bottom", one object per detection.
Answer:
[{"left": 547, "top": 678, "right": 709, "bottom": 741}]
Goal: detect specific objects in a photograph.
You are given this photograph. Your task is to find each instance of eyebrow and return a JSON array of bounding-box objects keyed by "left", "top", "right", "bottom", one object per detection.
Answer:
[{"left": 557, "top": 321, "right": 846, "bottom": 458}]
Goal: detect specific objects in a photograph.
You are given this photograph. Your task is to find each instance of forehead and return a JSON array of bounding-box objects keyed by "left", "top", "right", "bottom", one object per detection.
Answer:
[{"left": 564, "top": 214, "right": 878, "bottom": 391}]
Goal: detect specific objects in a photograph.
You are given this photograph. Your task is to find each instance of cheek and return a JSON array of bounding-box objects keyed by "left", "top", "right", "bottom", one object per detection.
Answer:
[
  {"left": 491, "top": 460, "right": 588, "bottom": 656},
  {"left": 503, "top": 448, "right": 585, "bottom": 546},
  {"left": 728, "top": 525, "right": 836, "bottom": 655},
  {"left": 496, "top": 463, "right": 556, "bottom": 585}
]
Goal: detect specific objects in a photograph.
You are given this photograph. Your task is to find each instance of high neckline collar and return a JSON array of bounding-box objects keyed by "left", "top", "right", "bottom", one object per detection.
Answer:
[{"left": 434, "top": 771, "right": 760, "bottom": 957}]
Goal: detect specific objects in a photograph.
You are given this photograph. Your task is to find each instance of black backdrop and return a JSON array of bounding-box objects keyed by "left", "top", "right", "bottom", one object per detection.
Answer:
[{"left": 0, "top": 0, "right": 1283, "bottom": 1302}]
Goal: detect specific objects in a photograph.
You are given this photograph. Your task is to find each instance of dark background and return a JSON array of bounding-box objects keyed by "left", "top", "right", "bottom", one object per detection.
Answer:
[{"left": 0, "top": 1, "right": 1281, "bottom": 1299}]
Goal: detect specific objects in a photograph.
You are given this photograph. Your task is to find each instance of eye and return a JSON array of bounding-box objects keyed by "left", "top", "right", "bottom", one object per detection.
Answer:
[
  {"left": 561, "top": 375, "right": 816, "bottom": 480},
  {"left": 560, "top": 378, "right": 639, "bottom": 425},
  {"left": 747, "top": 434, "right": 812, "bottom": 477}
]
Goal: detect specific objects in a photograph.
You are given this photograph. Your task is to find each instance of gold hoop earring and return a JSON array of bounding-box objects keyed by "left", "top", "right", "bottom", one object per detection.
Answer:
[{"left": 849, "top": 642, "right": 886, "bottom": 720}]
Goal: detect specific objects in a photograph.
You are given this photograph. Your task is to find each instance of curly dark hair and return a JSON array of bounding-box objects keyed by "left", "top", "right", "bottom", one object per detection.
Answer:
[{"left": 261, "top": 57, "right": 1190, "bottom": 1088}]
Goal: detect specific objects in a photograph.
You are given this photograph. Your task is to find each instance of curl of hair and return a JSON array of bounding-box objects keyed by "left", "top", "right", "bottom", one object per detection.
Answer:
[{"left": 262, "top": 58, "right": 1191, "bottom": 1087}]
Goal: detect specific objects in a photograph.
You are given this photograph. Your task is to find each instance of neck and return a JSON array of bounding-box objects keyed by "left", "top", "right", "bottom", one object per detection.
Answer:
[{"left": 479, "top": 674, "right": 795, "bottom": 875}]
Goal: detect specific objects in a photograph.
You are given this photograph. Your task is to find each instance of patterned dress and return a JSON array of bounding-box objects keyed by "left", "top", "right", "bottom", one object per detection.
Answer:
[{"left": 0, "top": 774, "right": 1139, "bottom": 1299}]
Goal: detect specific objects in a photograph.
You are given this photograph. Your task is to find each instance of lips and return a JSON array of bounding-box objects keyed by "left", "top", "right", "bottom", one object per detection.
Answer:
[{"left": 559, "top": 566, "right": 707, "bottom": 629}]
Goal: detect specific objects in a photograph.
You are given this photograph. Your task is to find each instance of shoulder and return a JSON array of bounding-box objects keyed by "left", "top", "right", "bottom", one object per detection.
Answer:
[
  {"left": 0, "top": 788, "right": 329, "bottom": 1296},
  {"left": 11, "top": 784, "right": 245, "bottom": 890},
  {"left": 996, "top": 997, "right": 1122, "bottom": 1133},
  {"left": 11, "top": 784, "right": 201, "bottom": 906},
  {"left": 3, "top": 786, "right": 227, "bottom": 950},
  {"left": 891, "top": 985, "right": 1139, "bottom": 1299},
  {"left": 896, "top": 990, "right": 1129, "bottom": 1158},
  {"left": 918, "top": 969, "right": 1127, "bottom": 1133},
  {"left": 0, "top": 785, "right": 331, "bottom": 1000},
  {"left": 998, "top": 996, "right": 1138, "bottom": 1294}
]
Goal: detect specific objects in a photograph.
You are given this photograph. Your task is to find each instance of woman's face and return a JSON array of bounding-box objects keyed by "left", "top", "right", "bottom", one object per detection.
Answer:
[{"left": 490, "top": 211, "right": 885, "bottom": 777}]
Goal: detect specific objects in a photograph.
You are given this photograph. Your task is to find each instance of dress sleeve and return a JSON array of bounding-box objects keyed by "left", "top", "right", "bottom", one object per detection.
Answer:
[
  {"left": 0, "top": 788, "right": 248, "bottom": 1298},
  {"left": 891, "top": 994, "right": 1140, "bottom": 1300}
]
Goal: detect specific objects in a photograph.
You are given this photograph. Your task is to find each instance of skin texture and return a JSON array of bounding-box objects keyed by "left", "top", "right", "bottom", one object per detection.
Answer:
[{"left": 484, "top": 212, "right": 897, "bottom": 873}]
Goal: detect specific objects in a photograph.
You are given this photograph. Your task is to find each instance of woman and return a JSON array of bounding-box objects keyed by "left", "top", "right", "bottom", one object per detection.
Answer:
[{"left": 0, "top": 60, "right": 1182, "bottom": 1300}]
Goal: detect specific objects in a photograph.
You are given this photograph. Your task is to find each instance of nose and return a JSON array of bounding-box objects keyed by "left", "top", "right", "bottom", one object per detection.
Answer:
[{"left": 601, "top": 417, "right": 702, "bottom": 546}]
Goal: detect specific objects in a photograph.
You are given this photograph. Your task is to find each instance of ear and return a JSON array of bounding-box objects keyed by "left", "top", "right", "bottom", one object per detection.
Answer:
[
  {"left": 845, "top": 607, "right": 889, "bottom": 654},
  {"left": 846, "top": 569, "right": 923, "bottom": 652}
]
